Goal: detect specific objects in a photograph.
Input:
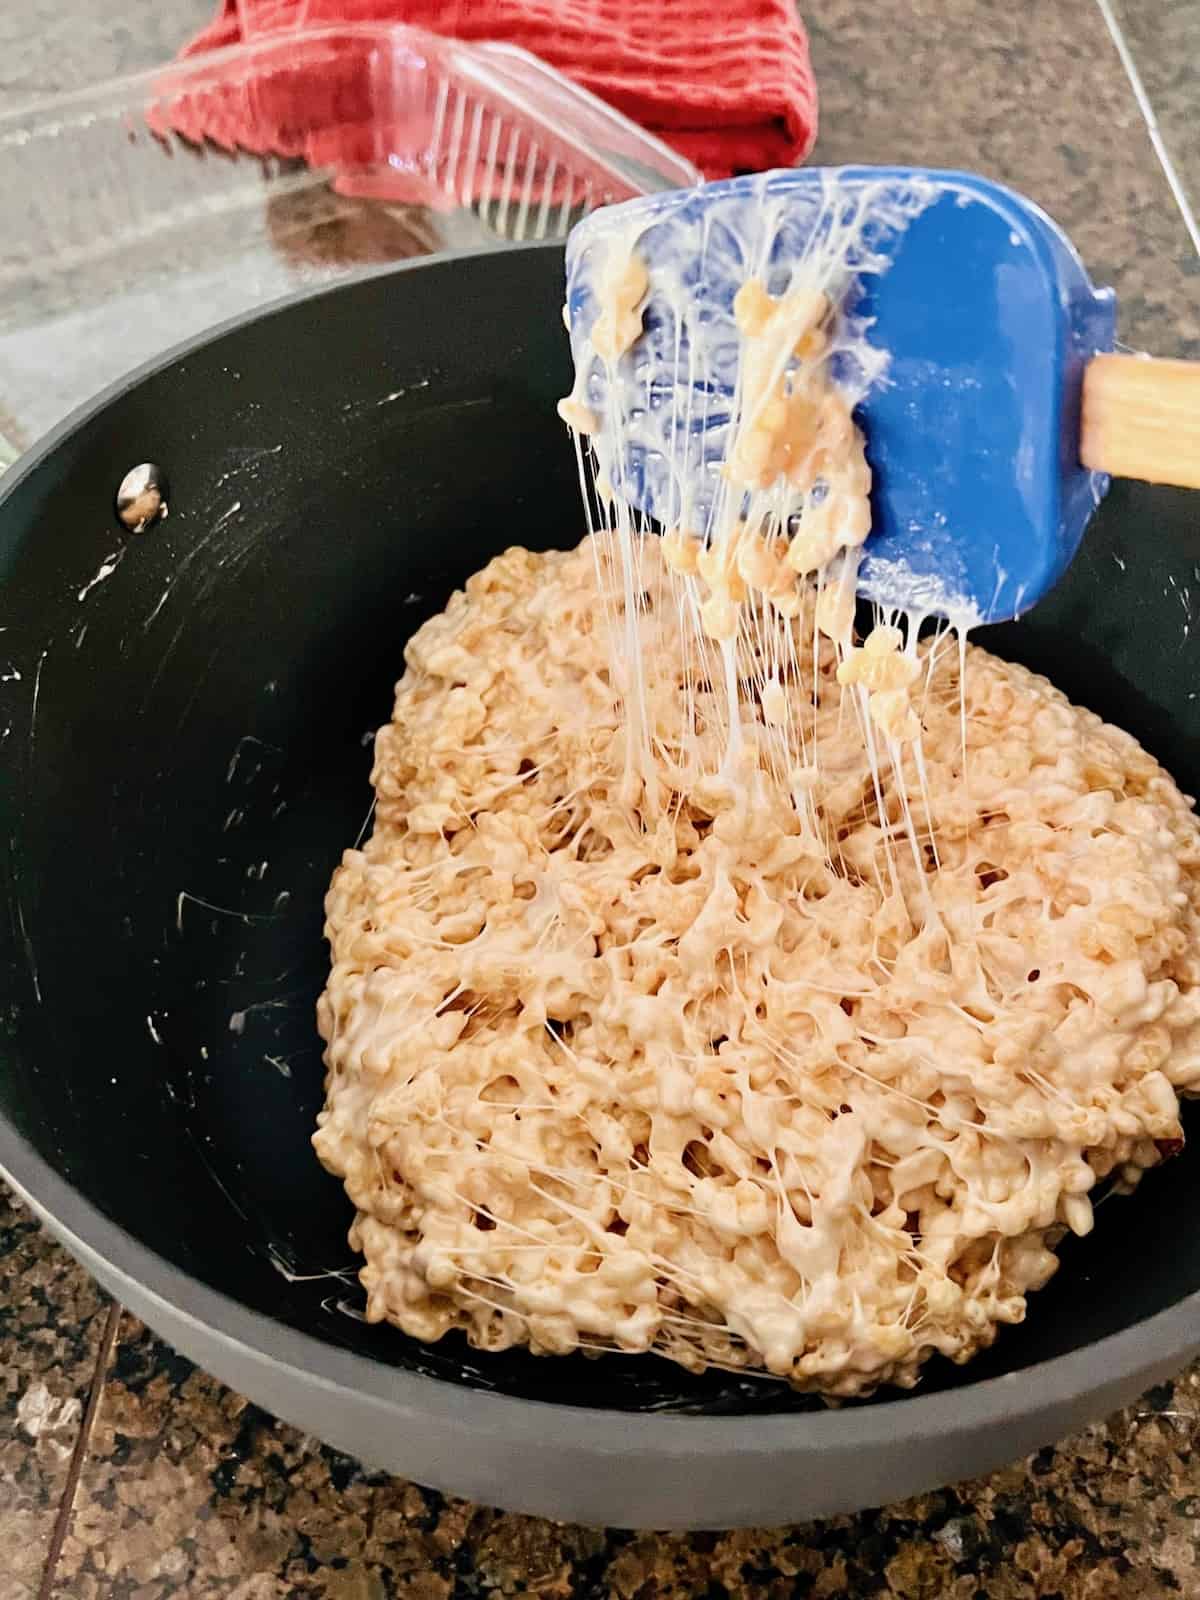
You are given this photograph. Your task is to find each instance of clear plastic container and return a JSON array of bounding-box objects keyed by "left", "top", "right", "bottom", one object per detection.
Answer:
[{"left": 0, "top": 24, "right": 698, "bottom": 454}]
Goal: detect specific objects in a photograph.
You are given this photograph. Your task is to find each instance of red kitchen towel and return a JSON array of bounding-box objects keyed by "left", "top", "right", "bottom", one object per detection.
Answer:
[{"left": 178, "top": 0, "right": 818, "bottom": 180}]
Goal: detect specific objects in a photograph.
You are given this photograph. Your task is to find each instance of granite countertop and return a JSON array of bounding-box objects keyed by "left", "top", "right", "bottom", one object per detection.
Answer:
[{"left": 2, "top": 1, "right": 1200, "bottom": 1596}]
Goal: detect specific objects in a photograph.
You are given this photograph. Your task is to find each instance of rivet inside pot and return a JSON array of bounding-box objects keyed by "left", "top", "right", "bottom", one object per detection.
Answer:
[{"left": 115, "top": 462, "right": 168, "bottom": 532}]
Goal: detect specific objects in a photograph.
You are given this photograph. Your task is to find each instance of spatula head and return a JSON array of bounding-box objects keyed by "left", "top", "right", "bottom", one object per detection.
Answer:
[{"left": 564, "top": 167, "right": 1116, "bottom": 624}]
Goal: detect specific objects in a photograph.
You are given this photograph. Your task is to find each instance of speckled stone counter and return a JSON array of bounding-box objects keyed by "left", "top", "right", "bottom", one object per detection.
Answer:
[
  {"left": 2, "top": 1, "right": 1200, "bottom": 1596},
  {"left": 4, "top": 1168, "right": 1199, "bottom": 1600}
]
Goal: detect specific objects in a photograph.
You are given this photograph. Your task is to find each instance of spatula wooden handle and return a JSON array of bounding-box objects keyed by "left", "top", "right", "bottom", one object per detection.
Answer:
[{"left": 1081, "top": 353, "right": 1200, "bottom": 490}]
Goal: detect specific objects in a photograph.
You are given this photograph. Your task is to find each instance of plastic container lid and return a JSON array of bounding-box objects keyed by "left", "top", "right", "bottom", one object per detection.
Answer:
[{"left": 0, "top": 23, "right": 698, "bottom": 454}]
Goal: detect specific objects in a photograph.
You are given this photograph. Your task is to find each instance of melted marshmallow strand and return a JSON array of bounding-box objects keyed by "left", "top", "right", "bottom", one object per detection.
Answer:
[{"left": 315, "top": 183, "right": 1200, "bottom": 1396}]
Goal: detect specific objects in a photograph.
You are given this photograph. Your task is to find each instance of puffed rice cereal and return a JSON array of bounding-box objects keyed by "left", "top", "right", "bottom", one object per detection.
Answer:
[{"left": 315, "top": 535, "right": 1200, "bottom": 1395}]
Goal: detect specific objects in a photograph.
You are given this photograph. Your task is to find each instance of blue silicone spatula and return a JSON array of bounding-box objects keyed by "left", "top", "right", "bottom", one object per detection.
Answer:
[{"left": 562, "top": 166, "right": 1200, "bottom": 624}]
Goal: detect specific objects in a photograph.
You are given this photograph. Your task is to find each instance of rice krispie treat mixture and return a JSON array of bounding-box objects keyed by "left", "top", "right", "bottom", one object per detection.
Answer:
[
  {"left": 315, "top": 535, "right": 1200, "bottom": 1395},
  {"left": 317, "top": 190, "right": 1200, "bottom": 1396}
]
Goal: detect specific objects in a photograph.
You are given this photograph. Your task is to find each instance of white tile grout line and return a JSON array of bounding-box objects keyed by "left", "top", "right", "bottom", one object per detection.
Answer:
[{"left": 1094, "top": 0, "right": 1200, "bottom": 261}]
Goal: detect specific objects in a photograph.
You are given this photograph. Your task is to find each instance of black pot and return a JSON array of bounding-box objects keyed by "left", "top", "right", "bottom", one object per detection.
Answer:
[{"left": 0, "top": 245, "right": 1197, "bottom": 1529}]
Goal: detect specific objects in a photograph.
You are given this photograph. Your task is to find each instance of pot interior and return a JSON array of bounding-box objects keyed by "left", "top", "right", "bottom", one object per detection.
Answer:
[{"left": 1, "top": 247, "right": 1197, "bottom": 1415}]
